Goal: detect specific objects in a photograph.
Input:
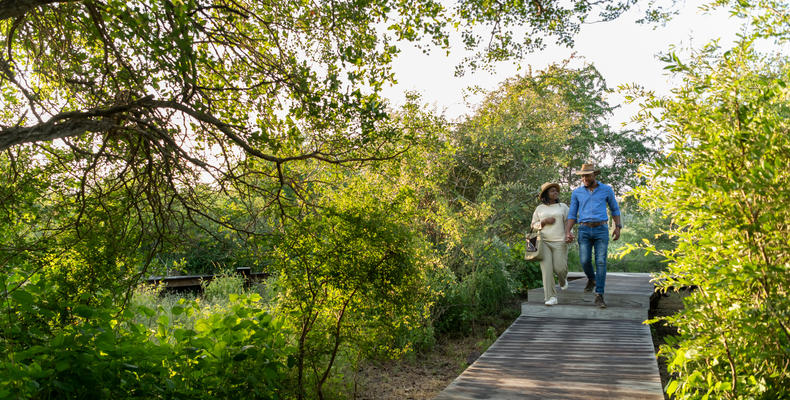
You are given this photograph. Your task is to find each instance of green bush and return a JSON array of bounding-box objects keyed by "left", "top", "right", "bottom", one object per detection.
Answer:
[
  {"left": 636, "top": 39, "right": 790, "bottom": 399},
  {"left": 270, "top": 186, "right": 434, "bottom": 399},
  {"left": 607, "top": 202, "right": 674, "bottom": 273},
  {"left": 561, "top": 207, "right": 672, "bottom": 274},
  {"left": 202, "top": 272, "right": 246, "bottom": 304},
  {"left": 508, "top": 242, "right": 543, "bottom": 294},
  {"left": 433, "top": 236, "right": 526, "bottom": 335},
  {"left": 1, "top": 268, "right": 289, "bottom": 400}
]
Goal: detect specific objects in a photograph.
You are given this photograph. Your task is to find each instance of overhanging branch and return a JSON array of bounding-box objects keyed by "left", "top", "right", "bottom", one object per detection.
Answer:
[
  {"left": 0, "top": 96, "right": 409, "bottom": 170},
  {"left": 0, "top": 0, "right": 76, "bottom": 21},
  {"left": 0, "top": 118, "right": 114, "bottom": 151},
  {"left": 0, "top": 96, "right": 154, "bottom": 151}
]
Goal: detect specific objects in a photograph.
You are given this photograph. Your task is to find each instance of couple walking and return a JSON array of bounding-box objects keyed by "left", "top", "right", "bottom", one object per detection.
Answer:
[{"left": 529, "top": 163, "right": 622, "bottom": 308}]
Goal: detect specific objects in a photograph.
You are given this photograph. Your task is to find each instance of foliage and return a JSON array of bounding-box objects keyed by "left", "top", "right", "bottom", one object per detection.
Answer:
[
  {"left": 432, "top": 234, "right": 531, "bottom": 335},
  {"left": 0, "top": 2, "right": 676, "bottom": 396},
  {"left": 453, "top": 0, "right": 638, "bottom": 72},
  {"left": 1, "top": 268, "right": 289, "bottom": 399},
  {"left": 269, "top": 179, "right": 436, "bottom": 400},
  {"left": 0, "top": 147, "right": 157, "bottom": 303},
  {"left": 447, "top": 61, "right": 657, "bottom": 243},
  {"left": 0, "top": 0, "right": 643, "bottom": 230},
  {"left": 634, "top": 36, "right": 790, "bottom": 399},
  {"left": 201, "top": 271, "right": 246, "bottom": 304},
  {"left": 149, "top": 186, "right": 282, "bottom": 276},
  {"left": 609, "top": 202, "right": 674, "bottom": 272},
  {"left": 368, "top": 96, "right": 543, "bottom": 337}
]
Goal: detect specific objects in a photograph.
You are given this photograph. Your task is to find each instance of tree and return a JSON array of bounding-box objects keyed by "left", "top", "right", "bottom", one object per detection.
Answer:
[
  {"left": 447, "top": 61, "right": 656, "bottom": 242},
  {"left": 270, "top": 177, "right": 433, "bottom": 400},
  {"left": 0, "top": 0, "right": 649, "bottom": 285},
  {"left": 633, "top": 2, "right": 790, "bottom": 397},
  {"left": 0, "top": 0, "right": 641, "bottom": 192}
]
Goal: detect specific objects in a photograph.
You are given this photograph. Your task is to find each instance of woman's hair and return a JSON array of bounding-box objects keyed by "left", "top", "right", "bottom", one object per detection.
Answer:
[{"left": 540, "top": 189, "right": 559, "bottom": 205}]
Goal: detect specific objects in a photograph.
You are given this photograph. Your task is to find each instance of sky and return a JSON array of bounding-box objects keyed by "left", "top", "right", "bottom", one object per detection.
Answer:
[{"left": 380, "top": 0, "right": 745, "bottom": 127}]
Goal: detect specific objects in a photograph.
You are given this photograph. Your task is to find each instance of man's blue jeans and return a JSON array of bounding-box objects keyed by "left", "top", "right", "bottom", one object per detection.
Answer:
[{"left": 578, "top": 225, "right": 609, "bottom": 294}]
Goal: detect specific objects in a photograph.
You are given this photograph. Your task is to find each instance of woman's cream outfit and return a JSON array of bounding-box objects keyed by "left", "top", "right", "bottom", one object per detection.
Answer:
[{"left": 530, "top": 202, "right": 569, "bottom": 302}]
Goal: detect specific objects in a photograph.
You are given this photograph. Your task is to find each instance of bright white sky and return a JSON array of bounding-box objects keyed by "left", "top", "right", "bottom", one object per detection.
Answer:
[{"left": 381, "top": 0, "right": 744, "bottom": 126}]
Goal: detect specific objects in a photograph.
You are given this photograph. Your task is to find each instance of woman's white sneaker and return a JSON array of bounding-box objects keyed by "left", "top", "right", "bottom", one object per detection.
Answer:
[{"left": 544, "top": 297, "right": 558, "bottom": 306}]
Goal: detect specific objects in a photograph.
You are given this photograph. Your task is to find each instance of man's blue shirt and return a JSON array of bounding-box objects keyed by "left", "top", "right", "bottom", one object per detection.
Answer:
[{"left": 568, "top": 182, "right": 620, "bottom": 223}]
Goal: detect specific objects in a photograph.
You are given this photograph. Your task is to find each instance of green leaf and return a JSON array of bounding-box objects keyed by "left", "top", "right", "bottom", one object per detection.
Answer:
[
  {"left": 55, "top": 361, "right": 71, "bottom": 372},
  {"left": 72, "top": 305, "right": 94, "bottom": 318},
  {"left": 10, "top": 290, "right": 35, "bottom": 306},
  {"left": 138, "top": 305, "right": 155, "bottom": 318}
]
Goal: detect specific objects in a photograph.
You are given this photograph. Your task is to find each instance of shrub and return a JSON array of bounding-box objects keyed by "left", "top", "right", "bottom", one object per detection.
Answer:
[
  {"left": 202, "top": 272, "right": 246, "bottom": 304},
  {"left": 433, "top": 236, "right": 525, "bottom": 335},
  {"left": 636, "top": 40, "right": 790, "bottom": 399},
  {"left": 270, "top": 187, "right": 432, "bottom": 399},
  {"left": 1, "top": 268, "right": 289, "bottom": 399}
]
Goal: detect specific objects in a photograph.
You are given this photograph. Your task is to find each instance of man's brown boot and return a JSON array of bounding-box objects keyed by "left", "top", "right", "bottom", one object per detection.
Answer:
[
  {"left": 594, "top": 294, "right": 607, "bottom": 309},
  {"left": 584, "top": 279, "right": 595, "bottom": 293}
]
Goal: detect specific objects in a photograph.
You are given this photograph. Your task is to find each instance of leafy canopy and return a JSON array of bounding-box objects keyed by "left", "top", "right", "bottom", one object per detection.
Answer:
[{"left": 0, "top": 0, "right": 650, "bottom": 273}]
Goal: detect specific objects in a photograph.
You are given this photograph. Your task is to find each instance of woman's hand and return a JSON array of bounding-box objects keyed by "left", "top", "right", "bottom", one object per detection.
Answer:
[{"left": 541, "top": 217, "right": 556, "bottom": 227}]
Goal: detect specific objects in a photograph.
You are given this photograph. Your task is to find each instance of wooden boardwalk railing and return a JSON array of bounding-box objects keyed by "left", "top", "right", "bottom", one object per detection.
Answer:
[{"left": 435, "top": 272, "right": 664, "bottom": 400}]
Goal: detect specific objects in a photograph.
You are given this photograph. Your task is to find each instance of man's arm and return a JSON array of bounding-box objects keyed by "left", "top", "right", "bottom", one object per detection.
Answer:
[
  {"left": 607, "top": 186, "right": 622, "bottom": 241},
  {"left": 566, "top": 190, "right": 578, "bottom": 242}
]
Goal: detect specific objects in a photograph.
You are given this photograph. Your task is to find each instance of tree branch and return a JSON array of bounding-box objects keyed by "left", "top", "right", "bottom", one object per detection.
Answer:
[
  {"left": 0, "top": 118, "right": 113, "bottom": 151},
  {"left": 0, "top": 96, "right": 154, "bottom": 151},
  {"left": 0, "top": 0, "right": 76, "bottom": 21}
]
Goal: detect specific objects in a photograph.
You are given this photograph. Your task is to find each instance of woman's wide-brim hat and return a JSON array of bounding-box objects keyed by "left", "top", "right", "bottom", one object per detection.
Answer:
[
  {"left": 574, "top": 163, "right": 601, "bottom": 175},
  {"left": 539, "top": 182, "right": 560, "bottom": 199}
]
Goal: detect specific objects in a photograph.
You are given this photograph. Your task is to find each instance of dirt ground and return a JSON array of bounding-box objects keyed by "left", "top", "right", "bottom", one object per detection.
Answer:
[
  {"left": 354, "top": 299, "right": 520, "bottom": 400},
  {"left": 353, "top": 334, "right": 490, "bottom": 400},
  {"left": 355, "top": 290, "right": 689, "bottom": 400}
]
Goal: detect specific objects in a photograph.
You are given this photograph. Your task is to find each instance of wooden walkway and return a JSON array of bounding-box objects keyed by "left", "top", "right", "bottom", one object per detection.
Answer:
[{"left": 435, "top": 272, "right": 664, "bottom": 400}]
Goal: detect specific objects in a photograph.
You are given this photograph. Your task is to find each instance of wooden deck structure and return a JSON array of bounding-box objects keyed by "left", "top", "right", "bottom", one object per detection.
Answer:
[
  {"left": 435, "top": 272, "right": 665, "bottom": 400},
  {"left": 145, "top": 267, "right": 269, "bottom": 294}
]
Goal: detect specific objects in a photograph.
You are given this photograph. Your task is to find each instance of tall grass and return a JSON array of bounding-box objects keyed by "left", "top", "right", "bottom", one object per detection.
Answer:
[{"left": 129, "top": 273, "right": 264, "bottom": 332}]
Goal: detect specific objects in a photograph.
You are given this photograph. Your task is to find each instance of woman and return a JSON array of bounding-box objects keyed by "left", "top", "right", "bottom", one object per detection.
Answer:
[{"left": 530, "top": 182, "right": 570, "bottom": 306}]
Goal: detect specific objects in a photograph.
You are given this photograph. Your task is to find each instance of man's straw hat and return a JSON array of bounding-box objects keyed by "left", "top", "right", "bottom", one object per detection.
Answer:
[{"left": 574, "top": 163, "right": 601, "bottom": 176}]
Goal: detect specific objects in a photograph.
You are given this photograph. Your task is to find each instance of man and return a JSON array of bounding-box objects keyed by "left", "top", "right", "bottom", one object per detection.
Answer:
[{"left": 564, "top": 163, "right": 622, "bottom": 308}]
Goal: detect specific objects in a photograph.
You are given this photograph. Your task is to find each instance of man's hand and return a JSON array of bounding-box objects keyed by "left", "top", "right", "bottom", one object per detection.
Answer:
[
  {"left": 564, "top": 220, "right": 576, "bottom": 243},
  {"left": 541, "top": 217, "right": 556, "bottom": 226},
  {"left": 612, "top": 226, "right": 621, "bottom": 241}
]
